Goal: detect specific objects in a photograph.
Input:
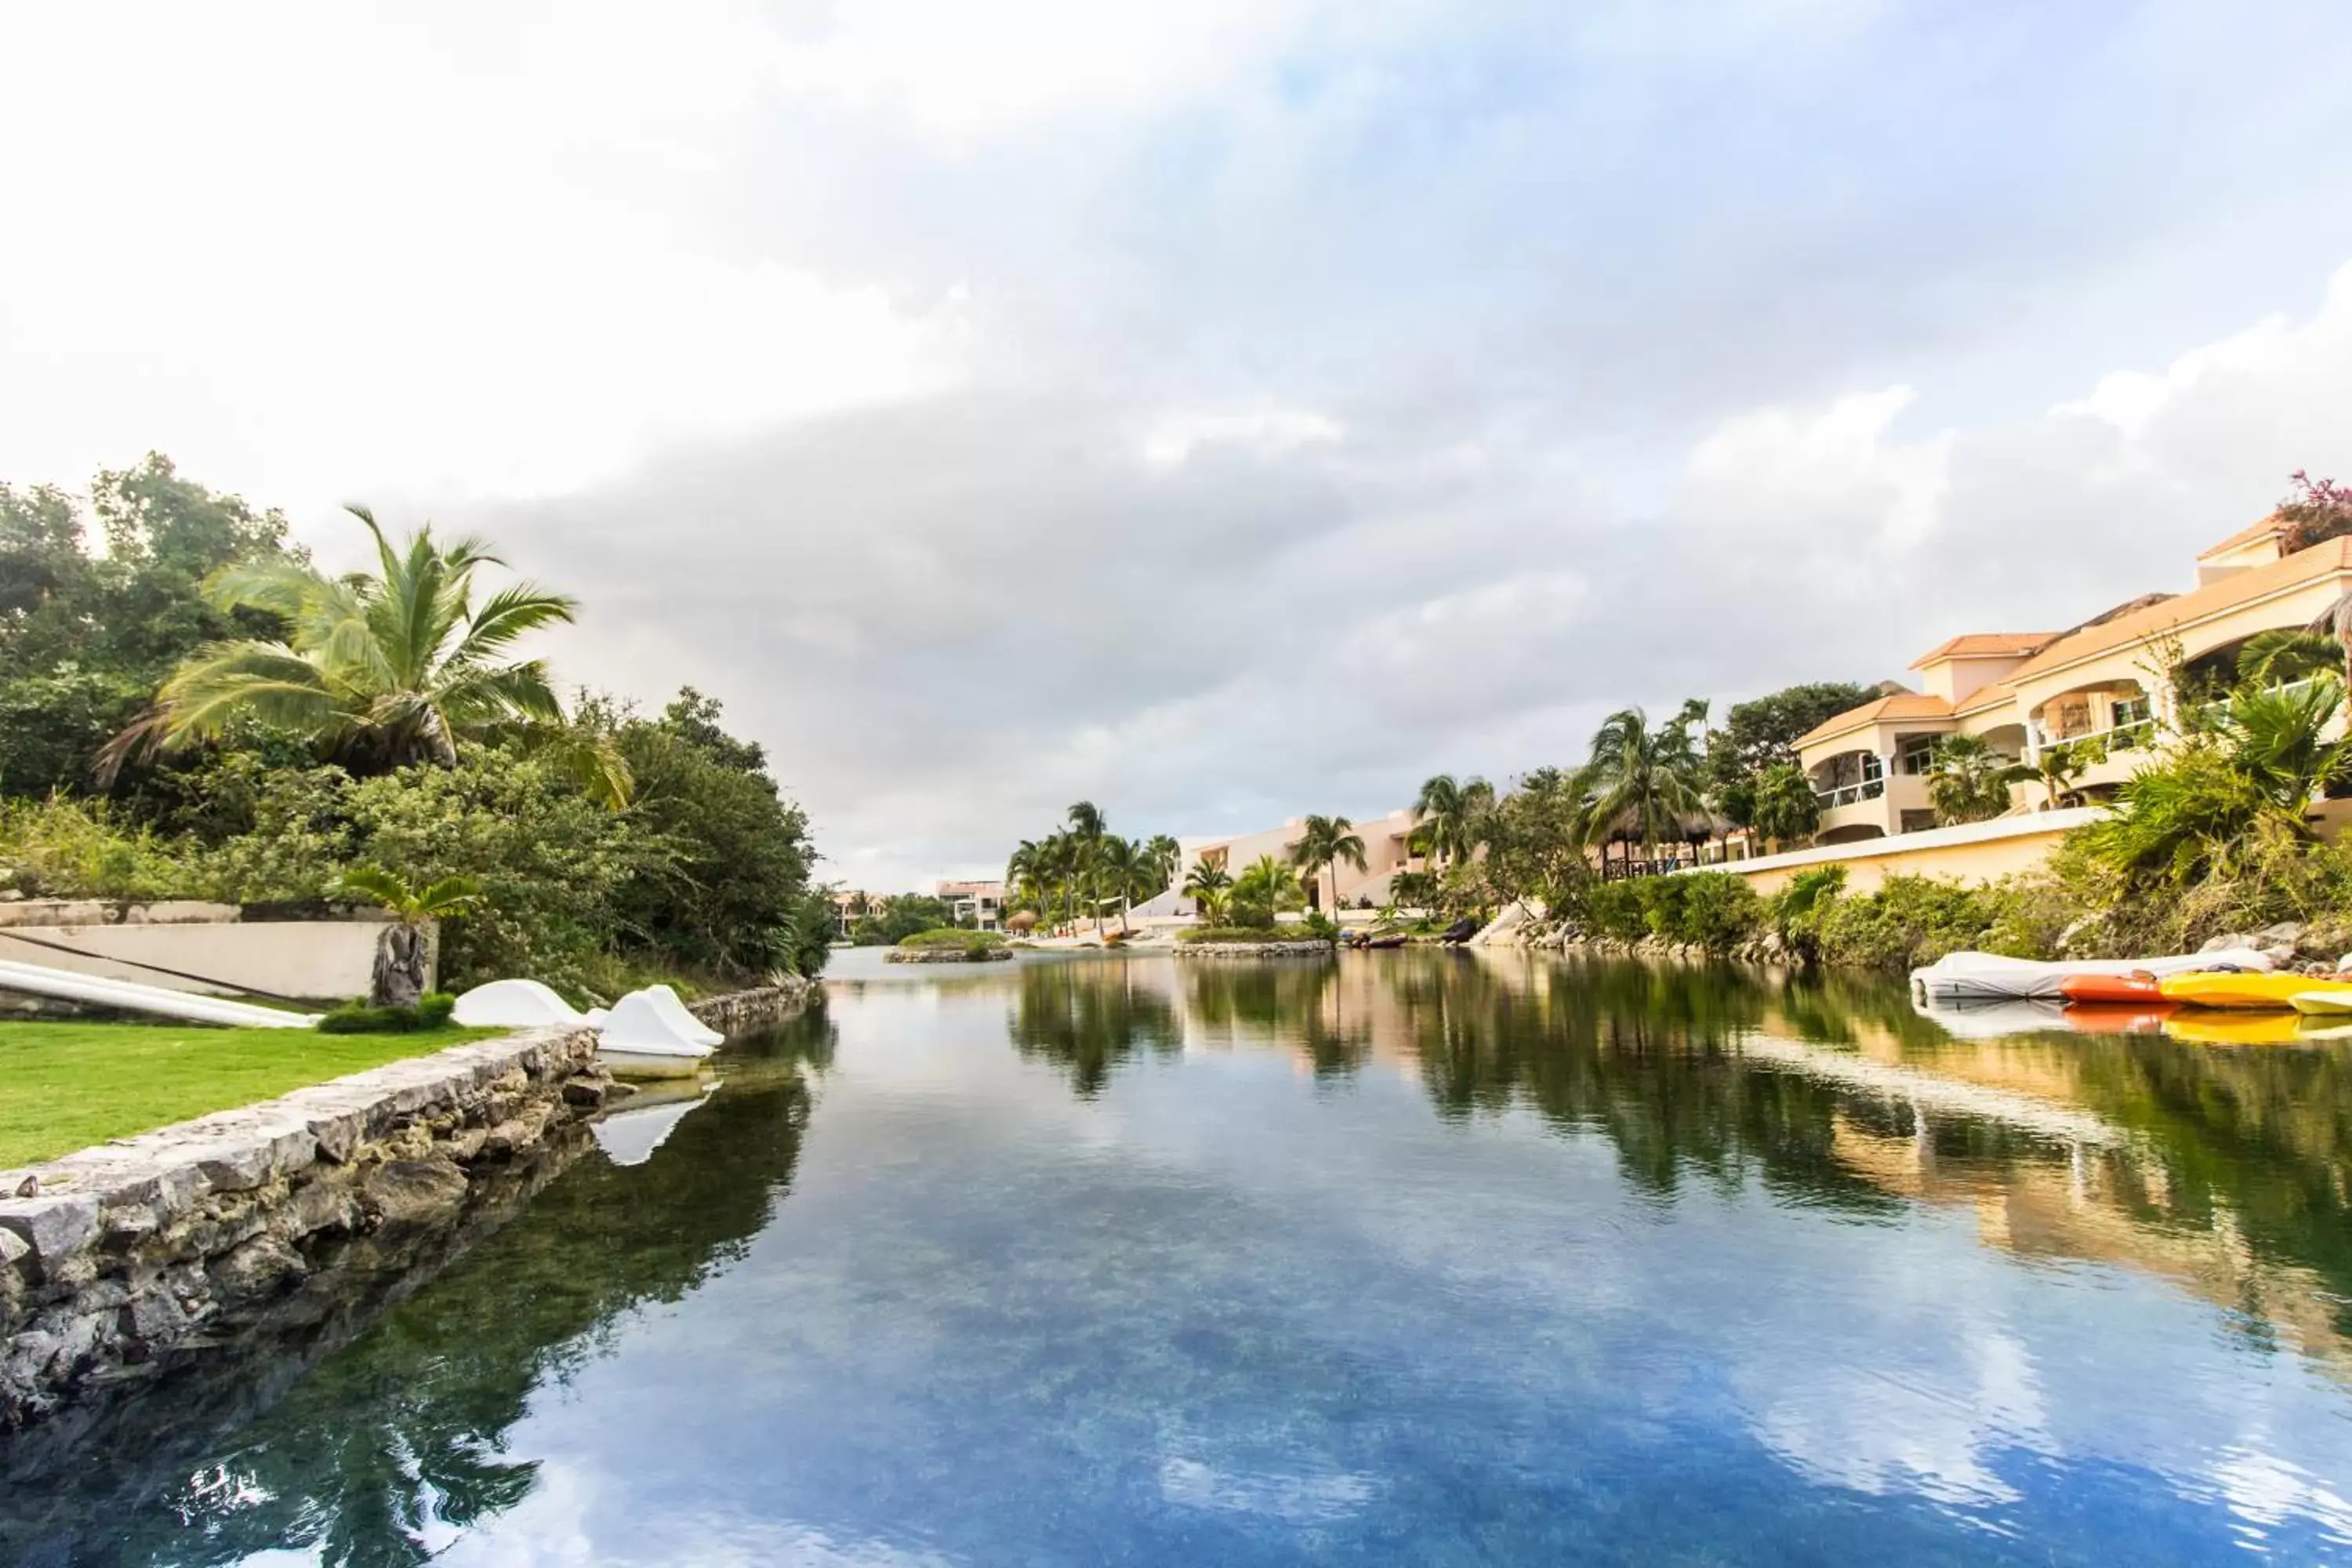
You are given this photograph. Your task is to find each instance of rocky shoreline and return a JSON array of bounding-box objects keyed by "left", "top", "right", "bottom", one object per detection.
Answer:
[
  {"left": 1173, "top": 942, "right": 1336, "bottom": 959},
  {"left": 884, "top": 947, "right": 1015, "bottom": 964}
]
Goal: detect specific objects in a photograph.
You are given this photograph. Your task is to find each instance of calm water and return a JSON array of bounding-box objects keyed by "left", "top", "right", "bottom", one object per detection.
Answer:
[{"left": 8, "top": 951, "right": 2352, "bottom": 1565}]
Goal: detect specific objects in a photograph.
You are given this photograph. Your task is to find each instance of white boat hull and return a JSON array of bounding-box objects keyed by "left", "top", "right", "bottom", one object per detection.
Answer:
[{"left": 1911, "top": 948, "right": 2273, "bottom": 1002}]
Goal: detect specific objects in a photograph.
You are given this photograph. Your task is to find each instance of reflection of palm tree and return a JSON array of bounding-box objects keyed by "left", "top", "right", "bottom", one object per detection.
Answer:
[{"left": 1009, "top": 964, "right": 1182, "bottom": 1096}]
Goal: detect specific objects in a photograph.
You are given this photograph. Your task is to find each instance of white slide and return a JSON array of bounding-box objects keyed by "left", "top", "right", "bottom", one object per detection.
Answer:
[
  {"left": 0, "top": 956, "right": 321, "bottom": 1029},
  {"left": 1911, "top": 948, "right": 2272, "bottom": 1002}
]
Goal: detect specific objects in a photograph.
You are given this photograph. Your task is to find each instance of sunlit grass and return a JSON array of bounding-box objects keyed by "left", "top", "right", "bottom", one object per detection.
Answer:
[{"left": 0, "top": 1021, "right": 491, "bottom": 1169}]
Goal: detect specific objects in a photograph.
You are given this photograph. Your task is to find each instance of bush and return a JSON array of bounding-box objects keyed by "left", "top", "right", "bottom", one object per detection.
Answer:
[
  {"left": 898, "top": 927, "right": 1008, "bottom": 954},
  {"left": 1811, "top": 875, "right": 2010, "bottom": 971},
  {"left": 317, "top": 991, "right": 457, "bottom": 1034},
  {"left": 1668, "top": 872, "right": 1766, "bottom": 953}
]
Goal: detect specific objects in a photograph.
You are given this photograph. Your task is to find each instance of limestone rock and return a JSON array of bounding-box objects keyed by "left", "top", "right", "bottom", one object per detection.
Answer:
[
  {"left": 209, "top": 1234, "right": 307, "bottom": 1307},
  {"left": 363, "top": 1160, "right": 470, "bottom": 1228},
  {"left": 0, "top": 1194, "right": 100, "bottom": 1279},
  {"left": 2201, "top": 932, "right": 2256, "bottom": 953}
]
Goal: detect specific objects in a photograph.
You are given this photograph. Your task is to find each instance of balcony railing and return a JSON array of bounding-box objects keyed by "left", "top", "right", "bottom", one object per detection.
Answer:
[
  {"left": 1814, "top": 779, "right": 1886, "bottom": 808},
  {"left": 2039, "top": 717, "right": 2154, "bottom": 754}
]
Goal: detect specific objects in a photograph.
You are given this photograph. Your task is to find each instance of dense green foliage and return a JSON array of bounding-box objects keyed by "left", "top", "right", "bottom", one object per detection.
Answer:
[
  {"left": 1705, "top": 681, "right": 1877, "bottom": 826},
  {"left": 0, "top": 459, "right": 826, "bottom": 1000},
  {"left": 849, "top": 894, "right": 955, "bottom": 946},
  {"left": 1178, "top": 924, "right": 1334, "bottom": 944},
  {"left": 898, "top": 927, "right": 1010, "bottom": 953}
]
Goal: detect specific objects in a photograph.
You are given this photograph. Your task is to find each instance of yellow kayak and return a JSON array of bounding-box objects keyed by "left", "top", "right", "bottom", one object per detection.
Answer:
[
  {"left": 2163, "top": 1011, "right": 2312, "bottom": 1047},
  {"left": 2157, "top": 971, "right": 2352, "bottom": 1010},
  {"left": 2290, "top": 985, "right": 2352, "bottom": 1016}
]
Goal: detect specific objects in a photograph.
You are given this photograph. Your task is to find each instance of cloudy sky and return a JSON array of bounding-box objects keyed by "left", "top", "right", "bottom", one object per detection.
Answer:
[{"left": 5, "top": 2, "right": 2352, "bottom": 889}]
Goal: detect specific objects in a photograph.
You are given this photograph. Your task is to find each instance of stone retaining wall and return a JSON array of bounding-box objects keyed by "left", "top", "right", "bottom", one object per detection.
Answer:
[
  {"left": 1172, "top": 942, "right": 1336, "bottom": 959},
  {"left": 0, "top": 1027, "right": 613, "bottom": 1434},
  {"left": 688, "top": 978, "right": 821, "bottom": 1031},
  {"left": 884, "top": 948, "right": 1014, "bottom": 964}
]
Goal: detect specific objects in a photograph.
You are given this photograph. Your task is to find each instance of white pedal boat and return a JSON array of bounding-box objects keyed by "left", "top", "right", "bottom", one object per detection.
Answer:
[
  {"left": 1911, "top": 948, "right": 2273, "bottom": 1002},
  {"left": 452, "top": 978, "right": 608, "bottom": 1029},
  {"left": 595, "top": 989, "right": 718, "bottom": 1078}
]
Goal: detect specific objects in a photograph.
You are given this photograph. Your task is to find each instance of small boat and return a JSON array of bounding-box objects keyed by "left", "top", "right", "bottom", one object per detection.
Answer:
[
  {"left": 2058, "top": 971, "right": 2163, "bottom": 1006},
  {"left": 2162, "top": 1011, "right": 2310, "bottom": 1047},
  {"left": 597, "top": 990, "right": 719, "bottom": 1078},
  {"left": 2289, "top": 985, "right": 2352, "bottom": 1016},
  {"left": 2158, "top": 971, "right": 2341, "bottom": 1011},
  {"left": 1912, "top": 949, "right": 2272, "bottom": 1002}
]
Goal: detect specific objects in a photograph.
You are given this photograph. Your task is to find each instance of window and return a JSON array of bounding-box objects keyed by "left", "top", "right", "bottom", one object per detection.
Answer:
[{"left": 1898, "top": 737, "right": 1939, "bottom": 775}]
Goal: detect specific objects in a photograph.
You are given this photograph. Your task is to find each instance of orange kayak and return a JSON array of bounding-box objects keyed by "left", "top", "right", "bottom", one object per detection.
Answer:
[{"left": 2060, "top": 971, "right": 2164, "bottom": 1005}]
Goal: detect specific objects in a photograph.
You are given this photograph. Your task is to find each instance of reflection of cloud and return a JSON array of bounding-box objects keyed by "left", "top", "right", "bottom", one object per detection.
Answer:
[
  {"left": 1748, "top": 1328, "right": 2050, "bottom": 1508},
  {"left": 2209, "top": 1448, "right": 2352, "bottom": 1553},
  {"left": 441, "top": 1459, "right": 958, "bottom": 1568},
  {"left": 1159, "top": 1454, "right": 1379, "bottom": 1523}
]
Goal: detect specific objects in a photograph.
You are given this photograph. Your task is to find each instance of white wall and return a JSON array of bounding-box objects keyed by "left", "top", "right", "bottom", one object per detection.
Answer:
[{"left": 0, "top": 902, "right": 415, "bottom": 1002}]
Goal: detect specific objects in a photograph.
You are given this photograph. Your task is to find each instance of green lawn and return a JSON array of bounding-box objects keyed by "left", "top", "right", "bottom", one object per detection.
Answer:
[{"left": 0, "top": 1022, "right": 492, "bottom": 1170}]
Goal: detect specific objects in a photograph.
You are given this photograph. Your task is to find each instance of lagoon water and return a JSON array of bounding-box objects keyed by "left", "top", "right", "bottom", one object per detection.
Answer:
[{"left": 8, "top": 950, "right": 2352, "bottom": 1565}]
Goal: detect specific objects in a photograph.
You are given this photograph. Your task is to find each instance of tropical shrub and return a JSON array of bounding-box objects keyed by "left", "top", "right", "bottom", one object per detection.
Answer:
[
  {"left": 898, "top": 927, "right": 1009, "bottom": 953},
  {"left": 1810, "top": 875, "right": 2012, "bottom": 971},
  {"left": 1178, "top": 924, "right": 1333, "bottom": 944},
  {"left": 1666, "top": 872, "right": 1766, "bottom": 953},
  {"left": 316, "top": 991, "right": 457, "bottom": 1034}
]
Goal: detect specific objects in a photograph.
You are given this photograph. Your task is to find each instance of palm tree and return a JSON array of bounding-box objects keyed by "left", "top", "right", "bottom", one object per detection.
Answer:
[
  {"left": 1575, "top": 701, "right": 1710, "bottom": 871},
  {"left": 1230, "top": 854, "right": 1302, "bottom": 927},
  {"left": 1748, "top": 762, "right": 1819, "bottom": 852},
  {"left": 1066, "top": 800, "right": 1108, "bottom": 934},
  {"left": 111, "top": 506, "right": 630, "bottom": 805},
  {"left": 1412, "top": 775, "right": 1493, "bottom": 870},
  {"left": 2241, "top": 628, "right": 2340, "bottom": 689},
  {"left": 1100, "top": 837, "right": 1158, "bottom": 931},
  {"left": 1182, "top": 859, "right": 1232, "bottom": 924},
  {"left": 1999, "top": 735, "right": 2106, "bottom": 811},
  {"left": 1926, "top": 734, "right": 2015, "bottom": 825},
  {"left": 1290, "top": 814, "right": 1368, "bottom": 920},
  {"left": 1145, "top": 834, "right": 1182, "bottom": 895},
  {"left": 336, "top": 865, "right": 481, "bottom": 1005},
  {"left": 2216, "top": 675, "right": 2352, "bottom": 825}
]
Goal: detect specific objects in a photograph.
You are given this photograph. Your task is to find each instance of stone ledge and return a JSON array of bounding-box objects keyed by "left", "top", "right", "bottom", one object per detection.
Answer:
[
  {"left": 1172, "top": 942, "right": 1337, "bottom": 959},
  {"left": 884, "top": 947, "right": 1014, "bottom": 964}
]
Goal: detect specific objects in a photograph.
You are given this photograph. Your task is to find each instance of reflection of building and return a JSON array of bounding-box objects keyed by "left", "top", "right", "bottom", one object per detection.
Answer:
[
  {"left": 937, "top": 880, "right": 1007, "bottom": 931},
  {"left": 1794, "top": 521, "right": 2352, "bottom": 844}
]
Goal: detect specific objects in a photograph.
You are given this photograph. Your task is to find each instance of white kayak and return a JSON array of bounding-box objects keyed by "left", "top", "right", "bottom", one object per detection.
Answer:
[{"left": 1911, "top": 948, "right": 2273, "bottom": 1002}]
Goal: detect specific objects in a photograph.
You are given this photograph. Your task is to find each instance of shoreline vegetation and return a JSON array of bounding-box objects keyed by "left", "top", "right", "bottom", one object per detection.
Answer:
[
  {"left": 887, "top": 928, "right": 1014, "bottom": 963},
  {"left": 0, "top": 457, "right": 834, "bottom": 1011}
]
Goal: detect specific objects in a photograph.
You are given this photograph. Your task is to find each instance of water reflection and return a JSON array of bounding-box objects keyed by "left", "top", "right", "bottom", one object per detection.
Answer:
[{"left": 1008, "top": 951, "right": 2352, "bottom": 1383}]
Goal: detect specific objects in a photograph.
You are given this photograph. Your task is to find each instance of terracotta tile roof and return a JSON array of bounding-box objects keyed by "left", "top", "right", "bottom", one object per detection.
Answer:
[
  {"left": 1794, "top": 691, "right": 1956, "bottom": 752},
  {"left": 1908, "top": 633, "right": 2054, "bottom": 667},
  {"left": 2196, "top": 512, "right": 2285, "bottom": 561},
  {"left": 1954, "top": 681, "right": 2017, "bottom": 717},
  {"left": 2008, "top": 536, "right": 2352, "bottom": 684}
]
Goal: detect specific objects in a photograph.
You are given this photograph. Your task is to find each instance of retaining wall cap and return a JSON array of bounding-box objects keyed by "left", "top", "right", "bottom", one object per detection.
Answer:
[{"left": 0, "top": 1194, "right": 101, "bottom": 1275}]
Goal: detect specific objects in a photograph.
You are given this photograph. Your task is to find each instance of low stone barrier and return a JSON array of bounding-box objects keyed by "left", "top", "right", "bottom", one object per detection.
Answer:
[
  {"left": 1172, "top": 942, "right": 1336, "bottom": 959},
  {"left": 884, "top": 948, "right": 1014, "bottom": 964},
  {"left": 688, "top": 978, "right": 821, "bottom": 1030},
  {"left": 0, "top": 1027, "right": 612, "bottom": 1434}
]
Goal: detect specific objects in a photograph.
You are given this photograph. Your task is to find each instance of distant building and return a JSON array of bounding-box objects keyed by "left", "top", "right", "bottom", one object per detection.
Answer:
[
  {"left": 1133, "top": 808, "right": 1429, "bottom": 919},
  {"left": 937, "top": 880, "right": 1008, "bottom": 931}
]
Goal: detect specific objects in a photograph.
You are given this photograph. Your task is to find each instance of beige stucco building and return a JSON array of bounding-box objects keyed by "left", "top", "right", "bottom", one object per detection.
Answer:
[{"left": 1794, "top": 517, "right": 2352, "bottom": 844}]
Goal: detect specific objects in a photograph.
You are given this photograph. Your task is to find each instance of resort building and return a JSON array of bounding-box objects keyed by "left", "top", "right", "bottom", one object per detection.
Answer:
[
  {"left": 935, "top": 880, "right": 1008, "bottom": 931},
  {"left": 1794, "top": 518, "right": 2352, "bottom": 844},
  {"left": 1135, "top": 808, "right": 1431, "bottom": 919}
]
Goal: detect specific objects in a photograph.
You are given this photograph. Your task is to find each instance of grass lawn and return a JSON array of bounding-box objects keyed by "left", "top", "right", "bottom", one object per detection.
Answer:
[{"left": 0, "top": 1022, "right": 493, "bottom": 1171}]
